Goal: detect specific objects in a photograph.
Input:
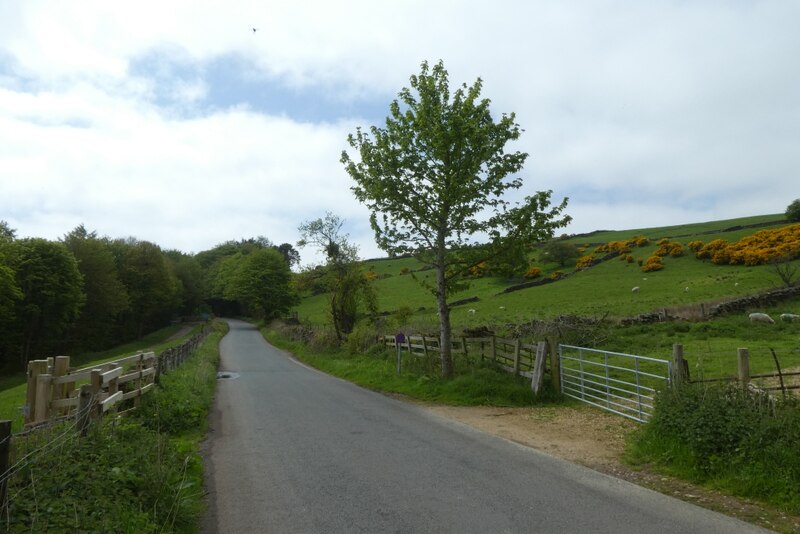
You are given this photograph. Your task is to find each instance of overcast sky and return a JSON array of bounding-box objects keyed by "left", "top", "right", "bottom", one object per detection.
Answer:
[{"left": 1, "top": 1, "right": 798, "bottom": 266}]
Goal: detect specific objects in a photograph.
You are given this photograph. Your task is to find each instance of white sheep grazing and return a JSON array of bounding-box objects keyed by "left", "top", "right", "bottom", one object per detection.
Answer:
[
  {"left": 684, "top": 287, "right": 689, "bottom": 292},
  {"left": 780, "top": 313, "right": 800, "bottom": 322},
  {"left": 631, "top": 286, "right": 640, "bottom": 293},
  {"left": 498, "top": 306, "right": 506, "bottom": 310},
  {"left": 749, "top": 312, "right": 775, "bottom": 324},
  {"left": 468, "top": 309, "right": 476, "bottom": 315}
]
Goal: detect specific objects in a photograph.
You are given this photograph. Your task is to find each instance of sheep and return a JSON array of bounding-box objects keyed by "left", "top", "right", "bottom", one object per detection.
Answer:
[
  {"left": 749, "top": 312, "right": 775, "bottom": 324},
  {"left": 498, "top": 306, "right": 506, "bottom": 310},
  {"left": 780, "top": 313, "right": 800, "bottom": 322},
  {"left": 467, "top": 309, "right": 476, "bottom": 315},
  {"left": 684, "top": 287, "right": 689, "bottom": 292},
  {"left": 631, "top": 286, "right": 640, "bottom": 293}
]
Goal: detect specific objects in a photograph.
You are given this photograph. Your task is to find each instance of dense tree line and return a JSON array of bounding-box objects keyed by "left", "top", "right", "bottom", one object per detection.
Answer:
[{"left": 0, "top": 222, "right": 298, "bottom": 372}]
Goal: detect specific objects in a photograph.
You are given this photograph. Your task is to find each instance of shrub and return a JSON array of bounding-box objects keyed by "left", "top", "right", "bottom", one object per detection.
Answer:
[
  {"left": 786, "top": 198, "right": 800, "bottom": 222},
  {"left": 400, "top": 267, "right": 411, "bottom": 275},
  {"left": 687, "top": 240, "right": 704, "bottom": 253},
  {"left": 631, "top": 384, "right": 800, "bottom": 511},
  {"left": 575, "top": 254, "right": 596, "bottom": 269},
  {"left": 346, "top": 321, "right": 381, "bottom": 353},
  {"left": 549, "top": 270, "right": 563, "bottom": 280},
  {"left": 692, "top": 226, "right": 800, "bottom": 265},
  {"left": 468, "top": 261, "right": 487, "bottom": 278},
  {"left": 641, "top": 256, "right": 663, "bottom": 272},
  {"left": 524, "top": 266, "right": 542, "bottom": 279}
]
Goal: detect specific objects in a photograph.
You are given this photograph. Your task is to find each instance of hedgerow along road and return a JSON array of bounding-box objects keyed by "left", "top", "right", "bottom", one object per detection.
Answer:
[{"left": 201, "top": 319, "right": 769, "bottom": 533}]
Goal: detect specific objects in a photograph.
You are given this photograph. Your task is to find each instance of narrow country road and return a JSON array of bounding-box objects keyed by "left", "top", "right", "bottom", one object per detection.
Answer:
[{"left": 201, "top": 320, "right": 769, "bottom": 533}]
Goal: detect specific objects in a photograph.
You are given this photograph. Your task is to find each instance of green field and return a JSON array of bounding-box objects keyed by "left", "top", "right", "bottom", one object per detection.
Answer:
[{"left": 294, "top": 213, "right": 800, "bottom": 378}]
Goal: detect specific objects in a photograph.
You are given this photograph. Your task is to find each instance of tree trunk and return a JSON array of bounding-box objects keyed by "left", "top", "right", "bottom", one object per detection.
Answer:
[{"left": 435, "top": 246, "right": 453, "bottom": 378}]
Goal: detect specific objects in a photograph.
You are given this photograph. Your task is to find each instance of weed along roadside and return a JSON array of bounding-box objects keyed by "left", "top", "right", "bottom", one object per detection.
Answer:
[{"left": 0, "top": 320, "right": 227, "bottom": 532}]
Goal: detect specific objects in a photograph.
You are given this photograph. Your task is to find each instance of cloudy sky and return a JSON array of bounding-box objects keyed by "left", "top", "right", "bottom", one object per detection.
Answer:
[{"left": 1, "top": 1, "right": 798, "bottom": 266}]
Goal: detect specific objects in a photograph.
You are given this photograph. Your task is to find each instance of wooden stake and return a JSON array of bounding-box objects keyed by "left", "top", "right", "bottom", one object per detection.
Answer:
[{"left": 0, "top": 420, "right": 10, "bottom": 510}]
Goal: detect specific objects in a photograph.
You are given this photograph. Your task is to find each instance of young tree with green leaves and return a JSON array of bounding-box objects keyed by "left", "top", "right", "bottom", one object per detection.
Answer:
[
  {"left": 540, "top": 239, "right": 581, "bottom": 268},
  {"left": 298, "top": 213, "right": 376, "bottom": 341},
  {"left": 341, "top": 60, "right": 570, "bottom": 377}
]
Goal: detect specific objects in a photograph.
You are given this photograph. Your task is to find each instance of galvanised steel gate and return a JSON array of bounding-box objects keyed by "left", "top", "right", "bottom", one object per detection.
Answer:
[{"left": 559, "top": 345, "right": 672, "bottom": 423}]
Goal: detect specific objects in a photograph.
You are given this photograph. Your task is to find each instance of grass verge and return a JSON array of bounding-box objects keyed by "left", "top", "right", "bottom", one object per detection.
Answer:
[
  {"left": 3, "top": 320, "right": 227, "bottom": 533},
  {"left": 262, "top": 324, "right": 558, "bottom": 406}
]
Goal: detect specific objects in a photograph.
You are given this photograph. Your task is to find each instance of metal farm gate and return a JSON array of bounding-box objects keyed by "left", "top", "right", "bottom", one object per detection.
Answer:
[{"left": 559, "top": 345, "right": 672, "bottom": 423}]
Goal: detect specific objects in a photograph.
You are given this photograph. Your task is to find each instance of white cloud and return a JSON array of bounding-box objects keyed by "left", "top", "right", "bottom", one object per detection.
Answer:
[{"left": 1, "top": 1, "right": 799, "bottom": 269}]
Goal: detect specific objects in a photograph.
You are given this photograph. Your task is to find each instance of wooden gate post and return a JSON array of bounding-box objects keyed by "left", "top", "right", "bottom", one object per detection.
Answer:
[
  {"left": 0, "top": 420, "right": 10, "bottom": 510},
  {"left": 547, "top": 337, "right": 561, "bottom": 391},
  {"left": 531, "top": 341, "right": 548, "bottom": 394},
  {"left": 671, "top": 344, "right": 689, "bottom": 385},
  {"left": 513, "top": 339, "right": 521, "bottom": 376},
  {"left": 737, "top": 348, "right": 750, "bottom": 385}
]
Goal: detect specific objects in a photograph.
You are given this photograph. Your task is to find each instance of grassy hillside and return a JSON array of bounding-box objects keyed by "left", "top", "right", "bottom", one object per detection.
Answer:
[{"left": 294, "top": 213, "right": 800, "bottom": 376}]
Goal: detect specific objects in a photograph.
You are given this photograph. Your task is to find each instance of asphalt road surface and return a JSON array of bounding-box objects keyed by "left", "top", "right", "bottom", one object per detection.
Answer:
[{"left": 201, "top": 319, "right": 770, "bottom": 533}]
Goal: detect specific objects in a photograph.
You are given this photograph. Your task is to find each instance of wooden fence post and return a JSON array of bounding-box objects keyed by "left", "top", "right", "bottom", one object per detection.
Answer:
[
  {"left": 90, "top": 370, "right": 102, "bottom": 421},
  {"left": 421, "top": 336, "right": 429, "bottom": 359},
  {"left": 53, "top": 356, "right": 70, "bottom": 415},
  {"left": 738, "top": 348, "right": 750, "bottom": 385},
  {"left": 0, "top": 420, "right": 10, "bottom": 510},
  {"left": 672, "top": 344, "right": 688, "bottom": 385},
  {"left": 25, "top": 360, "right": 49, "bottom": 424},
  {"left": 34, "top": 374, "right": 52, "bottom": 425},
  {"left": 490, "top": 336, "right": 496, "bottom": 362},
  {"left": 77, "top": 385, "right": 92, "bottom": 436},
  {"left": 513, "top": 339, "right": 521, "bottom": 376}
]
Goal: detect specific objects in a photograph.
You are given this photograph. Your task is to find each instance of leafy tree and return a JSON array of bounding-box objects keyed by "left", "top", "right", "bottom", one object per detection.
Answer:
[
  {"left": 199, "top": 237, "right": 276, "bottom": 316},
  {"left": 0, "top": 226, "right": 22, "bottom": 369},
  {"left": 62, "top": 225, "right": 129, "bottom": 351},
  {"left": 224, "top": 248, "right": 299, "bottom": 319},
  {"left": 275, "top": 242, "right": 301, "bottom": 268},
  {"left": 164, "top": 250, "right": 206, "bottom": 316},
  {"left": 540, "top": 239, "right": 581, "bottom": 268},
  {"left": 8, "top": 238, "right": 85, "bottom": 369},
  {"left": 0, "top": 220, "right": 15, "bottom": 242},
  {"left": 112, "top": 239, "right": 180, "bottom": 339},
  {"left": 298, "top": 213, "right": 377, "bottom": 340},
  {"left": 786, "top": 198, "right": 800, "bottom": 222},
  {"left": 342, "top": 60, "right": 569, "bottom": 377}
]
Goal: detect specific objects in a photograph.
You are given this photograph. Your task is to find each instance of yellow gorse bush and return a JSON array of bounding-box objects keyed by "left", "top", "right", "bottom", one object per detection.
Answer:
[
  {"left": 524, "top": 266, "right": 542, "bottom": 279},
  {"left": 575, "top": 254, "right": 596, "bottom": 269},
  {"left": 693, "top": 224, "right": 800, "bottom": 266}
]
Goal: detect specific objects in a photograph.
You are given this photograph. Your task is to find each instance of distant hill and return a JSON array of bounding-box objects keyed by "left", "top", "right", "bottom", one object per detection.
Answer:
[{"left": 294, "top": 213, "right": 798, "bottom": 327}]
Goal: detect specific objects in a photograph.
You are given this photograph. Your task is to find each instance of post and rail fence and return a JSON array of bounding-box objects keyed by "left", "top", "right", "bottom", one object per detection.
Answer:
[
  {"left": 379, "top": 334, "right": 554, "bottom": 394},
  {"left": 0, "top": 327, "right": 211, "bottom": 515}
]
